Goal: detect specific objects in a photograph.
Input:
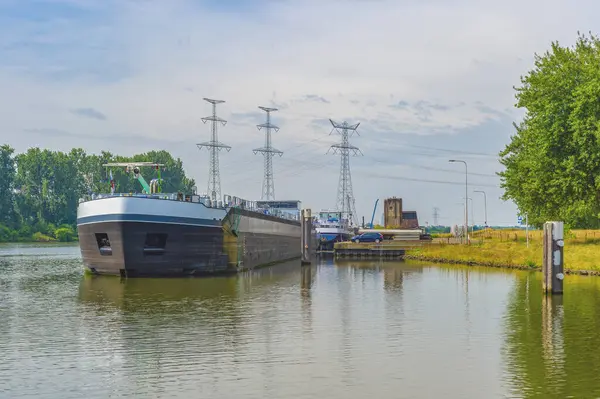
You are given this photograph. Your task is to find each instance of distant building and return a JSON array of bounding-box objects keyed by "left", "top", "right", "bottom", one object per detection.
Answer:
[
  {"left": 384, "top": 197, "right": 403, "bottom": 227},
  {"left": 383, "top": 197, "right": 420, "bottom": 229},
  {"left": 401, "top": 211, "right": 419, "bottom": 229}
]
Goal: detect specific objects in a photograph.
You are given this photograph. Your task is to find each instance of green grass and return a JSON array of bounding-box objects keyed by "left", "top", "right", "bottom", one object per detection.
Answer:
[{"left": 407, "top": 229, "right": 600, "bottom": 272}]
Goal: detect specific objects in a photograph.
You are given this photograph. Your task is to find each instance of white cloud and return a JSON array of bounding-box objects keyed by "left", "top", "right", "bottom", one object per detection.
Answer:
[{"left": 1, "top": 0, "right": 598, "bottom": 225}]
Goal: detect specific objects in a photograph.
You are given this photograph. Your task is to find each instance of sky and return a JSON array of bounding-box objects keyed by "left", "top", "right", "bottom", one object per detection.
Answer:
[{"left": 0, "top": 0, "right": 597, "bottom": 227}]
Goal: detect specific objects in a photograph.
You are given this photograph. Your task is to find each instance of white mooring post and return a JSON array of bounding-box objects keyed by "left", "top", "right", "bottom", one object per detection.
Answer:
[
  {"left": 301, "top": 209, "right": 312, "bottom": 265},
  {"left": 543, "top": 221, "right": 564, "bottom": 295}
]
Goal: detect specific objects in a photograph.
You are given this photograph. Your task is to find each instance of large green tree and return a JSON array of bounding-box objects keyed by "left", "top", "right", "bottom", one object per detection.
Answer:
[{"left": 499, "top": 32, "right": 600, "bottom": 228}]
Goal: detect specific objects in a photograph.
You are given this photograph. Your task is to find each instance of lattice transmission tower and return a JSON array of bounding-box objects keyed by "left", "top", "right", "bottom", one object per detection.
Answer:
[
  {"left": 327, "top": 119, "right": 363, "bottom": 226},
  {"left": 253, "top": 106, "right": 283, "bottom": 200},
  {"left": 433, "top": 207, "right": 440, "bottom": 226},
  {"left": 197, "top": 98, "right": 231, "bottom": 202}
]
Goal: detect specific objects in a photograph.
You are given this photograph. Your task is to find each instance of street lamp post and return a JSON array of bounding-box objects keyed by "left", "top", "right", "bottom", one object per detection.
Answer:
[
  {"left": 474, "top": 190, "right": 487, "bottom": 228},
  {"left": 455, "top": 201, "right": 466, "bottom": 239},
  {"left": 450, "top": 159, "right": 468, "bottom": 244},
  {"left": 466, "top": 197, "right": 474, "bottom": 233},
  {"left": 461, "top": 197, "right": 474, "bottom": 229}
]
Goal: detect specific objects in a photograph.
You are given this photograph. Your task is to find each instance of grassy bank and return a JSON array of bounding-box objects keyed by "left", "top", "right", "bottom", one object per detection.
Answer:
[{"left": 406, "top": 229, "right": 600, "bottom": 275}]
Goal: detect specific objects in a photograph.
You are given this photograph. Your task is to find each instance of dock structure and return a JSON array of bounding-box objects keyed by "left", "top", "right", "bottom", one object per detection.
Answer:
[
  {"left": 327, "top": 196, "right": 429, "bottom": 259},
  {"left": 333, "top": 240, "right": 425, "bottom": 259},
  {"left": 356, "top": 228, "right": 424, "bottom": 241}
]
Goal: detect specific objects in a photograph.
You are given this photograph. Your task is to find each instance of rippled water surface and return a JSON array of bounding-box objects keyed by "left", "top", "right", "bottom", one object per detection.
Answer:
[{"left": 2, "top": 244, "right": 600, "bottom": 398}]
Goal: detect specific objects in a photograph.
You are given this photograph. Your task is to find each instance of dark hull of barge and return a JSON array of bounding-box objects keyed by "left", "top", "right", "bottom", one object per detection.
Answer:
[{"left": 77, "top": 208, "right": 304, "bottom": 277}]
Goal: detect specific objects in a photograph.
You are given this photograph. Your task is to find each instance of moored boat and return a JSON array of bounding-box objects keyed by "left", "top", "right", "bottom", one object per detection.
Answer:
[
  {"left": 314, "top": 209, "right": 354, "bottom": 251},
  {"left": 77, "top": 163, "right": 306, "bottom": 277}
]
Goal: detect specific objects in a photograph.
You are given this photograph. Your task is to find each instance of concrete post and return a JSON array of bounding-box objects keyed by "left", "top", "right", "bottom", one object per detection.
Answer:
[
  {"left": 301, "top": 209, "right": 305, "bottom": 258},
  {"left": 301, "top": 209, "right": 312, "bottom": 265},
  {"left": 543, "top": 221, "right": 564, "bottom": 295}
]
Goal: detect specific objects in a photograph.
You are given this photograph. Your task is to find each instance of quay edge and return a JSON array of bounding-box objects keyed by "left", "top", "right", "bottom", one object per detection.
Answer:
[{"left": 333, "top": 240, "right": 425, "bottom": 259}]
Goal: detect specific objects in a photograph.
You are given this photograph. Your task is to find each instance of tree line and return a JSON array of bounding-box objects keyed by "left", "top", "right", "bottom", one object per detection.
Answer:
[{"left": 0, "top": 145, "right": 195, "bottom": 242}]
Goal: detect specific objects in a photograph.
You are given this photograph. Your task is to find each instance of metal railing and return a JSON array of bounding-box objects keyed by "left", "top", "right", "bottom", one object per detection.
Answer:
[
  {"left": 223, "top": 194, "right": 300, "bottom": 221},
  {"left": 79, "top": 192, "right": 300, "bottom": 221}
]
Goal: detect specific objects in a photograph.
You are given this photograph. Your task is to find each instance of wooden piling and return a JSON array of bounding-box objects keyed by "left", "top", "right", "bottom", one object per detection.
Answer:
[
  {"left": 301, "top": 209, "right": 312, "bottom": 265},
  {"left": 543, "top": 221, "right": 564, "bottom": 295}
]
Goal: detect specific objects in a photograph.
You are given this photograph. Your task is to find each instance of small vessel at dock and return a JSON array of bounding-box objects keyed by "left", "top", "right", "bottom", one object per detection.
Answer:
[
  {"left": 77, "top": 162, "right": 307, "bottom": 277},
  {"left": 314, "top": 209, "right": 354, "bottom": 252}
]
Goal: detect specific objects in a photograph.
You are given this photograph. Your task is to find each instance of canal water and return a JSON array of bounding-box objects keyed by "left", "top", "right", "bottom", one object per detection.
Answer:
[{"left": 2, "top": 244, "right": 600, "bottom": 398}]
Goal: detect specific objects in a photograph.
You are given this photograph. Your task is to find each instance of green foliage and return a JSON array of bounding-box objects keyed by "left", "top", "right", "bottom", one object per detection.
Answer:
[
  {"left": 0, "top": 222, "right": 78, "bottom": 243},
  {"left": 0, "top": 146, "right": 196, "bottom": 242},
  {"left": 499, "top": 32, "right": 600, "bottom": 229},
  {"left": 32, "top": 232, "right": 55, "bottom": 242},
  {"left": 54, "top": 227, "right": 76, "bottom": 242},
  {"left": 0, "top": 224, "right": 18, "bottom": 242},
  {"left": 111, "top": 150, "right": 195, "bottom": 194},
  {"left": 426, "top": 226, "right": 451, "bottom": 234},
  {"left": 18, "top": 224, "right": 31, "bottom": 239}
]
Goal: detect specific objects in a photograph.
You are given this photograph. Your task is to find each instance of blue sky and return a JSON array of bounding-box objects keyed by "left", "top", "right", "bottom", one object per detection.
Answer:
[{"left": 0, "top": 0, "right": 597, "bottom": 226}]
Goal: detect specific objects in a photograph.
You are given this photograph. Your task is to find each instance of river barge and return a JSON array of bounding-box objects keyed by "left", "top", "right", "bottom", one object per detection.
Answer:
[{"left": 77, "top": 163, "right": 308, "bottom": 277}]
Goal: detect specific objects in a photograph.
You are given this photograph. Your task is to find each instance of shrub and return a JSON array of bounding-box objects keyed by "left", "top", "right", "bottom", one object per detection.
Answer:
[
  {"left": 18, "top": 224, "right": 32, "bottom": 239},
  {"left": 54, "top": 227, "right": 75, "bottom": 242},
  {"left": 0, "top": 224, "right": 18, "bottom": 242},
  {"left": 32, "top": 232, "right": 55, "bottom": 242}
]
